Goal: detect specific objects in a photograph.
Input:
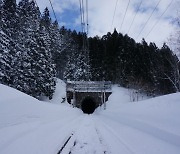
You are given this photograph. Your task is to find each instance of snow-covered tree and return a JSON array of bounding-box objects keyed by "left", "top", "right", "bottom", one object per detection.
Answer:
[
  {"left": 64, "top": 47, "right": 91, "bottom": 81},
  {"left": 50, "top": 21, "right": 63, "bottom": 56},
  {"left": 16, "top": 3, "right": 56, "bottom": 99},
  {"left": 0, "top": 0, "right": 2, "bottom": 23},
  {"left": 0, "top": 31, "right": 14, "bottom": 86},
  {"left": 158, "top": 43, "right": 180, "bottom": 93},
  {"left": 30, "top": 31, "right": 56, "bottom": 99},
  {"left": 36, "top": 7, "right": 56, "bottom": 99},
  {"left": 2, "top": 0, "right": 18, "bottom": 38},
  {"left": 0, "top": 0, "right": 18, "bottom": 87},
  {"left": 0, "top": 0, "right": 56, "bottom": 99},
  {"left": 168, "top": 14, "right": 180, "bottom": 59}
]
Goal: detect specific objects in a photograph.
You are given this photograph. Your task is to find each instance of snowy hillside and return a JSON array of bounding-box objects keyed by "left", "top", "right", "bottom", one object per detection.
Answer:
[{"left": 0, "top": 81, "right": 180, "bottom": 154}]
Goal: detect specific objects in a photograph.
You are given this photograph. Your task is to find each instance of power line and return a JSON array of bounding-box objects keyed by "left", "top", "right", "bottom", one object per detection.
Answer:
[
  {"left": 33, "top": 0, "right": 42, "bottom": 17},
  {"left": 86, "top": 0, "right": 89, "bottom": 36},
  {"left": 119, "top": 0, "right": 130, "bottom": 32},
  {"left": 85, "top": 0, "right": 90, "bottom": 81},
  {"left": 35, "top": 0, "right": 58, "bottom": 23},
  {"left": 145, "top": 0, "right": 174, "bottom": 39},
  {"left": 79, "top": 0, "right": 84, "bottom": 32},
  {"left": 81, "top": 0, "right": 85, "bottom": 32},
  {"left": 136, "top": 0, "right": 162, "bottom": 40},
  {"left": 79, "top": 0, "right": 86, "bottom": 33},
  {"left": 78, "top": 0, "right": 89, "bottom": 35},
  {"left": 79, "top": 0, "right": 86, "bottom": 51},
  {"left": 127, "top": 0, "right": 143, "bottom": 35},
  {"left": 78, "top": 0, "right": 90, "bottom": 81},
  {"left": 85, "top": 0, "right": 89, "bottom": 50},
  {"left": 48, "top": 0, "right": 58, "bottom": 22},
  {"left": 79, "top": 0, "right": 83, "bottom": 32},
  {"left": 110, "top": 0, "right": 119, "bottom": 31}
]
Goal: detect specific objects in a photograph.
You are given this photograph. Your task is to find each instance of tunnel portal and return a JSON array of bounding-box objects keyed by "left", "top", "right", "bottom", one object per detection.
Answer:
[
  {"left": 66, "top": 81, "right": 112, "bottom": 113},
  {"left": 81, "top": 97, "right": 96, "bottom": 114}
]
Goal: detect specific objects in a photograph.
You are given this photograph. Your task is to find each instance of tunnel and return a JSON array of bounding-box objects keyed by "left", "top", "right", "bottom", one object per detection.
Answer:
[{"left": 81, "top": 97, "right": 96, "bottom": 114}]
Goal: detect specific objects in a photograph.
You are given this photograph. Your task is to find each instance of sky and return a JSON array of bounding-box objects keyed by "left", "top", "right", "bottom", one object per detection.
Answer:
[{"left": 17, "top": 0, "right": 179, "bottom": 48}]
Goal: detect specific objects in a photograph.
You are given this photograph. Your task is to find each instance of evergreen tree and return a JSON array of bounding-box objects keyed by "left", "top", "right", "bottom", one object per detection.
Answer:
[
  {"left": 0, "top": 0, "right": 3, "bottom": 25},
  {"left": 89, "top": 36, "right": 104, "bottom": 81},
  {"left": 54, "top": 27, "right": 75, "bottom": 79},
  {"left": 87, "top": 31, "right": 180, "bottom": 95},
  {"left": 158, "top": 43, "right": 180, "bottom": 93},
  {"left": 33, "top": 31, "right": 56, "bottom": 99},
  {"left": 62, "top": 30, "right": 91, "bottom": 81},
  {"left": 36, "top": 7, "right": 56, "bottom": 99},
  {"left": 49, "top": 20, "right": 64, "bottom": 78},
  {"left": 0, "top": 0, "right": 179, "bottom": 98},
  {"left": 2, "top": 0, "right": 18, "bottom": 38},
  {"left": 40, "top": 7, "right": 51, "bottom": 31},
  {"left": 0, "top": 0, "right": 18, "bottom": 87},
  {"left": 63, "top": 43, "right": 88, "bottom": 81},
  {"left": 0, "top": 31, "right": 14, "bottom": 86}
]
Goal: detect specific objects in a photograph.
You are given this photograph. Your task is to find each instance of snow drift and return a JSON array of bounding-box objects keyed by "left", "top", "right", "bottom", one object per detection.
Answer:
[{"left": 0, "top": 81, "right": 180, "bottom": 154}]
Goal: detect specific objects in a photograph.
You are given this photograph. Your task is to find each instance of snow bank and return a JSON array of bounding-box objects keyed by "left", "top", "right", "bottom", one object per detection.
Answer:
[
  {"left": 0, "top": 81, "right": 180, "bottom": 154},
  {"left": 106, "top": 85, "right": 150, "bottom": 109},
  {"left": 50, "top": 78, "right": 66, "bottom": 104},
  {"left": 0, "top": 83, "right": 83, "bottom": 154},
  {"left": 104, "top": 88, "right": 180, "bottom": 135},
  {"left": 99, "top": 88, "right": 180, "bottom": 153}
]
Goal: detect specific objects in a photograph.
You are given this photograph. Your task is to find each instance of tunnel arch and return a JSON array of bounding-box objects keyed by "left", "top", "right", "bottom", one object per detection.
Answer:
[{"left": 81, "top": 96, "right": 96, "bottom": 114}]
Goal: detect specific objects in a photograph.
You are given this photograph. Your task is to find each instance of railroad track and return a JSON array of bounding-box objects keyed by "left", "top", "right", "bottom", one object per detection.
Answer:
[
  {"left": 57, "top": 133, "right": 75, "bottom": 154},
  {"left": 95, "top": 127, "right": 109, "bottom": 154},
  {"left": 57, "top": 116, "right": 110, "bottom": 154}
]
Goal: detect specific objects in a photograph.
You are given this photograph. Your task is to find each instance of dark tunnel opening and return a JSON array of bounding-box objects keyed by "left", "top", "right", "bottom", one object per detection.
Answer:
[{"left": 81, "top": 97, "right": 96, "bottom": 114}]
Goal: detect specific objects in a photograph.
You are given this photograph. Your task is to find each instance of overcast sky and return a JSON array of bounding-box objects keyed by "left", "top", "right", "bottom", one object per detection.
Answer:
[{"left": 17, "top": 0, "right": 179, "bottom": 47}]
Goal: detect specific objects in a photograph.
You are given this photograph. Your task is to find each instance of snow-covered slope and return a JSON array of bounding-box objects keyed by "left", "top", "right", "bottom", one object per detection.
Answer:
[
  {"left": 0, "top": 82, "right": 82, "bottom": 154},
  {"left": 0, "top": 81, "right": 180, "bottom": 154},
  {"left": 99, "top": 86, "right": 180, "bottom": 154}
]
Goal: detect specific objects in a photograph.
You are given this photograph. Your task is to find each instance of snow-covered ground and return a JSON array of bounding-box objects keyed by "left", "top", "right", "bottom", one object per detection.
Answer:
[{"left": 0, "top": 80, "right": 180, "bottom": 154}]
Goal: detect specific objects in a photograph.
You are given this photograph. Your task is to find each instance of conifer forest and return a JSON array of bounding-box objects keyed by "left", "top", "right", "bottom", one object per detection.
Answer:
[{"left": 0, "top": 0, "right": 180, "bottom": 100}]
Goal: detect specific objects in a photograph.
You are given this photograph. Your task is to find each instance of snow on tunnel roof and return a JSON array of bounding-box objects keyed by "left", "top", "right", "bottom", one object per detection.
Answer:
[{"left": 66, "top": 81, "right": 112, "bottom": 92}]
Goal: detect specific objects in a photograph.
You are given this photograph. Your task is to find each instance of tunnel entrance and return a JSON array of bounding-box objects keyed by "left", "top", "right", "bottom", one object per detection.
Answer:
[{"left": 81, "top": 97, "right": 96, "bottom": 114}]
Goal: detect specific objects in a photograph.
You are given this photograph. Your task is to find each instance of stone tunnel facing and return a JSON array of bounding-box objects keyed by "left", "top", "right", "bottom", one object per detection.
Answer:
[{"left": 81, "top": 97, "right": 96, "bottom": 114}]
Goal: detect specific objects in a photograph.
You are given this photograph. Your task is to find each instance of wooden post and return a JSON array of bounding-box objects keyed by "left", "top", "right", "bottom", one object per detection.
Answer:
[
  {"left": 73, "top": 90, "right": 76, "bottom": 107},
  {"left": 103, "top": 83, "right": 106, "bottom": 110},
  {"left": 103, "top": 92, "right": 106, "bottom": 110}
]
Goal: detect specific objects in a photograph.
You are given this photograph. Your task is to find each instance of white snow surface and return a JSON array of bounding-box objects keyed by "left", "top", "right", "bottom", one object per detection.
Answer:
[{"left": 0, "top": 80, "right": 180, "bottom": 154}]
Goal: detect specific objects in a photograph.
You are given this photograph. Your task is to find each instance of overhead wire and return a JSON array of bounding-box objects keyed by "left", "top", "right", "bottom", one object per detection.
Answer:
[
  {"left": 80, "top": 0, "right": 86, "bottom": 50},
  {"left": 127, "top": 0, "right": 143, "bottom": 35},
  {"left": 85, "top": 0, "right": 89, "bottom": 48},
  {"left": 110, "top": 0, "right": 119, "bottom": 31},
  {"left": 119, "top": 0, "right": 131, "bottom": 32},
  {"left": 86, "top": 0, "right": 89, "bottom": 36},
  {"left": 33, "top": 0, "right": 42, "bottom": 17},
  {"left": 48, "top": 0, "right": 58, "bottom": 22},
  {"left": 79, "top": 0, "right": 86, "bottom": 34},
  {"left": 79, "top": 0, "right": 84, "bottom": 33},
  {"left": 136, "top": 0, "right": 162, "bottom": 40},
  {"left": 79, "top": 0, "right": 90, "bottom": 80},
  {"left": 81, "top": 0, "right": 85, "bottom": 33},
  {"left": 86, "top": 0, "right": 90, "bottom": 81},
  {"left": 145, "top": 0, "right": 174, "bottom": 39},
  {"left": 34, "top": 0, "right": 58, "bottom": 22}
]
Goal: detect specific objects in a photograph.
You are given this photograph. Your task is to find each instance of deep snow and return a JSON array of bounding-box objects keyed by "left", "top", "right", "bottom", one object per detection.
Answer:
[{"left": 0, "top": 80, "right": 180, "bottom": 154}]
